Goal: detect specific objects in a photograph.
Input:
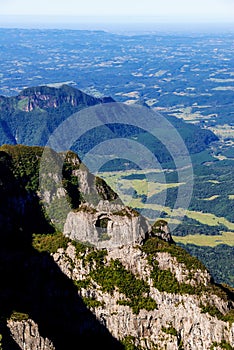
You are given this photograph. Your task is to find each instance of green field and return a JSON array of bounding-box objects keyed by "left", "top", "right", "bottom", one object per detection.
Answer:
[
  {"left": 173, "top": 231, "right": 234, "bottom": 247},
  {"left": 99, "top": 167, "right": 234, "bottom": 246}
]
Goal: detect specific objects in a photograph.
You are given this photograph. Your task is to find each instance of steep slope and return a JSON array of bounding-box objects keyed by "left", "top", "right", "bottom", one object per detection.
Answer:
[
  {"left": 0, "top": 144, "right": 233, "bottom": 350},
  {"left": 0, "top": 85, "right": 218, "bottom": 167},
  {"left": 0, "top": 84, "right": 114, "bottom": 146},
  {"left": 0, "top": 144, "right": 126, "bottom": 350},
  {"left": 34, "top": 235, "right": 234, "bottom": 350}
]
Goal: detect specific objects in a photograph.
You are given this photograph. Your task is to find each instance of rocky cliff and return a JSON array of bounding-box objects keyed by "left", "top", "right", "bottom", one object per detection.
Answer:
[
  {"left": 8, "top": 234, "right": 233, "bottom": 350},
  {"left": 0, "top": 144, "right": 234, "bottom": 350},
  {"left": 50, "top": 240, "right": 234, "bottom": 350}
]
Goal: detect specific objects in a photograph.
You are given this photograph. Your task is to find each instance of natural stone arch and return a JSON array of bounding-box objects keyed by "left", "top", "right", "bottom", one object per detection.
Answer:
[{"left": 94, "top": 215, "right": 112, "bottom": 241}]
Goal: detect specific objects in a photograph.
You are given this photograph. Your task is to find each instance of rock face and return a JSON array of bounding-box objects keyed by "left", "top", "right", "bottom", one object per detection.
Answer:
[
  {"left": 48, "top": 241, "right": 234, "bottom": 350},
  {"left": 1, "top": 144, "right": 234, "bottom": 350},
  {"left": 39, "top": 147, "right": 151, "bottom": 248},
  {"left": 17, "top": 85, "right": 114, "bottom": 111},
  {"left": 7, "top": 319, "right": 55, "bottom": 350},
  {"left": 151, "top": 219, "right": 174, "bottom": 243},
  {"left": 64, "top": 202, "right": 150, "bottom": 249},
  {"left": 6, "top": 240, "right": 234, "bottom": 349}
]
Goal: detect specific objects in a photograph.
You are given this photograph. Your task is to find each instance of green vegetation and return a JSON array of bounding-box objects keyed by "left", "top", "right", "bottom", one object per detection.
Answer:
[
  {"left": 0, "top": 85, "right": 218, "bottom": 172},
  {"left": 32, "top": 232, "right": 70, "bottom": 254},
  {"left": 179, "top": 244, "right": 234, "bottom": 287},
  {"left": 162, "top": 325, "right": 177, "bottom": 337},
  {"left": 45, "top": 197, "right": 71, "bottom": 231},
  {"left": 173, "top": 231, "right": 234, "bottom": 247},
  {"left": 82, "top": 297, "right": 104, "bottom": 309},
  {"left": 121, "top": 336, "right": 143, "bottom": 350},
  {"left": 0, "top": 31, "right": 234, "bottom": 347},
  {"left": 112, "top": 207, "right": 140, "bottom": 218},
  {"left": 200, "top": 303, "right": 234, "bottom": 324},
  {"left": 95, "top": 176, "right": 118, "bottom": 202},
  {"left": 9, "top": 311, "right": 29, "bottom": 322},
  {"left": 75, "top": 204, "right": 98, "bottom": 214},
  {"left": 117, "top": 297, "right": 158, "bottom": 315},
  {"left": 222, "top": 309, "right": 234, "bottom": 324},
  {"left": 222, "top": 147, "right": 234, "bottom": 159},
  {"left": 86, "top": 252, "right": 157, "bottom": 314},
  {"left": 100, "top": 162, "right": 234, "bottom": 287},
  {"left": 200, "top": 303, "right": 226, "bottom": 319},
  {"left": 141, "top": 237, "right": 234, "bottom": 308},
  {"left": 178, "top": 340, "right": 185, "bottom": 350},
  {"left": 152, "top": 219, "right": 168, "bottom": 233},
  {"left": 85, "top": 249, "right": 108, "bottom": 267},
  {"left": 100, "top": 160, "right": 234, "bottom": 233},
  {"left": 210, "top": 340, "right": 234, "bottom": 350},
  {"left": 31, "top": 232, "right": 234, "bottom": 316},
  {"left": 72, "top": 240, "right": 93, "bottom": 257},
  {"left": 191, "top": 162, "right": 234, "bottom": 224},
  {"left": 73, "top": 278, "right": 92, "bottom": 291},
  {"left": 173, "top": 215, "right": 228, "bottom": 237},
  {"left": 63, "top": 246, "right": 159, "bottom": 314},
  {"left": 149, "top": 258, "right": 195, "bottom": 295},
  {"left": 142, "top": 237, "right": 206, "bottom": 272},
  {"left": 0, "top": 144, "right": 121, "bottom": 234},
  {"left": 62, "top": 151, "right": 82, "bottom": 209},
  {"left": 32, "top": 231, "right": 93, "bottom": 258},
  {"left": 0, "top": 144, "right": 43, "bottom": 192}
]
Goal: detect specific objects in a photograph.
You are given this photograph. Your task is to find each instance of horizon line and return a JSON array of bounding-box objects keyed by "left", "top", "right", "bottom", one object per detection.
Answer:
[{"left": 0, "top": 14, "right": 234, "bottom": 23}]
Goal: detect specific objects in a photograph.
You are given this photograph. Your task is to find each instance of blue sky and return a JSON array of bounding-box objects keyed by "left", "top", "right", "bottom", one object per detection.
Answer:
[{"left": 1, "top": 0, "right": 234, "bottom": 22}]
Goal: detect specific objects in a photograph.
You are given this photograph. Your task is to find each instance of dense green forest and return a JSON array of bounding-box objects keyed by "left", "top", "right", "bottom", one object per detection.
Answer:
[
  {"left": 0, "top": 85, "right": 218, "bottom": 168},
  {"left": 180, "top": 243, "right": 234, "bottom": 287}
]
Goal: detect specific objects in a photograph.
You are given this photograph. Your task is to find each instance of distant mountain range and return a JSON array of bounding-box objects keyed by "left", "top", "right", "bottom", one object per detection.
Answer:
[{"left": 0, "top": 84, "right": 218, "bottom": 168}]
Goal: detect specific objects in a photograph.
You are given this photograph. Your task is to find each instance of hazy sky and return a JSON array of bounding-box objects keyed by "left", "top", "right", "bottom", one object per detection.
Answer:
[{"left": 1, "top": 0, "right": 234, "bottom": 22}]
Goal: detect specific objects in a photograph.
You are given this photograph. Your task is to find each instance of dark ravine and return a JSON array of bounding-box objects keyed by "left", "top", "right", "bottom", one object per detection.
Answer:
[{"left": 0, "top": 144, "right": 233, "bottom": 350}]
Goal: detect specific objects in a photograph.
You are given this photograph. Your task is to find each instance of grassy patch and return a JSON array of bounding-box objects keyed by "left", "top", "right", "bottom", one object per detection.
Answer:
[
  {"left": 98, "top": 169, "right": 184, "bottom": 204},
  {"left": 173, "top": 231, "right": 234, "bottom": 247},
  {"left": 97, "top": 168, "right": 234, "bottom": 233},
  {"left": 184, "top": 211, "right": 234, "bottom": 231},
  {"left": 9, "top": 311, "right": 29, "bottom": 322},
  {"left": 32, "top": 232, "right": 70, "bottom": 253}
]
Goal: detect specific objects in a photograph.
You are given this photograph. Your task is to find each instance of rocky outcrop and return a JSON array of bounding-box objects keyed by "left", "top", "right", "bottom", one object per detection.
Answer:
[
  {"left": 7, "top": 319, "right": 55, "bottom": 350},
  {"left": 17, "top": 84, "right": 114, "bottom": 112},
  {"left": 64, "top": 202, "right": 150, "bottom": 249},
  {"left": 1, "top": 144, "right": 234, "bottom": 350},
  {"left": 49, "top": 241, "right": 234, "bottom": 350},
  {"left": 151, "top": 219, "right": 174, "bottom": 243}
]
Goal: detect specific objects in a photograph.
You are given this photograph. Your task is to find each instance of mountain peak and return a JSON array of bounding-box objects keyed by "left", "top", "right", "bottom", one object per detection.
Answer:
[
  {"left": 0, "top": 85, "right": 115, "bottom": 147},
  {"left": 17, "top": 84, "right": 114, "bottom": 112}
]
